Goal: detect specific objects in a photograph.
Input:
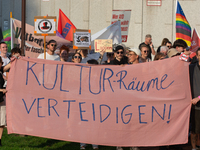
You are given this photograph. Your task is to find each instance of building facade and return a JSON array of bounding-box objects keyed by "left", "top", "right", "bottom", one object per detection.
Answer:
[{"left": 0, "top": 0, "right": 199, "bottom": 49}]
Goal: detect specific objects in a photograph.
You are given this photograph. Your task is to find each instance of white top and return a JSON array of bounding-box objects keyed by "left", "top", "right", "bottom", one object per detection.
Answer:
[
  {"left": 37, "top": 52, "right": 60, "bottom": 61},
  {"left": 0, "top": 56, "right": 10, "bottom": 87}
]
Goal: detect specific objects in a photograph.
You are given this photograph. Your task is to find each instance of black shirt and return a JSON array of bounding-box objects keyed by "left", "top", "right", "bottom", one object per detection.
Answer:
[{"left": 109, "top": 56, "right": 128, "bottom": 65}]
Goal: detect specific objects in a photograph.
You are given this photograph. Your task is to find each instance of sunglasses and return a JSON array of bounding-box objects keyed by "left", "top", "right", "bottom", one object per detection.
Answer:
[
  {"left": 117, "top": 51, "right": 123, "bottom": 54},
  {"left": 144, "top": 51, "right": 149, "bottom": 53},
  {"left": 51, "top": 44, "right": 57, "bottom": 47},
  {"left": 167, "top": 46, "right": 172, "bottom": 48},
  {"left": 74, "top": 56, "right": 81, "bottom": 59}
]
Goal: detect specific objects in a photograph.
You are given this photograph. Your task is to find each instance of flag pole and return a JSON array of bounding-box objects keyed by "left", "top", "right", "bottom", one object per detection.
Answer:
[
  {"left": 21, "top": 0, "right": 26, "bottom": 56},
  {"left": 10, "top": 12, "right": 13, "bottom": 49},
  {"left": 174, "top": 0, "right": 177, "bottom": 42},
  {"left": 42, "top": 34, "right": 48, "bottom": 59}
]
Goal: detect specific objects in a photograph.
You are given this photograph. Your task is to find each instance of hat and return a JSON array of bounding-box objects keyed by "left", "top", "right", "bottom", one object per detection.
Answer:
[
  {"left": 167, "top": 48, "right": 180, "bottom": 58},
  {"left": 129, "top": 48, "right": 141, "bottom": 56},
  {"left": 113, "top": 45, "right": 124, "bottom": 52}
]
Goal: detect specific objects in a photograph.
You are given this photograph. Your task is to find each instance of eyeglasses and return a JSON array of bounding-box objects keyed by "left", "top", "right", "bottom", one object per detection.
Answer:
[
  {"left": 51, "top": 44, "right": 57, "bottom": 47},
  {"left": 74, "top": 56, "right": 81, "bottom": 59},
  {"left": 143, "top": 51, "right": 149, "bottom": 53},
  {"left": 117, "top": 51, "right": 123, "bottom": 54}
]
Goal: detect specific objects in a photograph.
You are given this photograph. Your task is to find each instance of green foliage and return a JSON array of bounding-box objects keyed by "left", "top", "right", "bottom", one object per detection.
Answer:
[{"left": 1, "top": 129, "right": 118, "bottom": 150}]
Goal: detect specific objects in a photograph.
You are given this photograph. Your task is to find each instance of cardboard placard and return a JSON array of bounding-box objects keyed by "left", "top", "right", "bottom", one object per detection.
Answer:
[
  {"left": 73, "top": 29, "right": 91, "bottom": 49},
  {"left": 94, "top": 39, "right": 113, "bottom": 52},
  {"left": 34, "top": 16, "right": 57, "bottom": 36}
]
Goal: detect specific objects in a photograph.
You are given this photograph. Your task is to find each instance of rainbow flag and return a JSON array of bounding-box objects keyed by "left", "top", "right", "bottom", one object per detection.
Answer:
[{"left": 176, "top": 1, "right": 191, "bottom": 46}]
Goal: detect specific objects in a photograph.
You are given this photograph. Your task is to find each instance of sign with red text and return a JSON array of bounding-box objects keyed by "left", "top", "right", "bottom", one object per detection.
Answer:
[
  {"left": 94, "top": 39, "right": 112, "bottom": 52},
  {"left": 7, "top": 57, "right": 191, "bottom": 147},
  {"left": 111, "top": 10, "right": 131, "bottom": 42}
]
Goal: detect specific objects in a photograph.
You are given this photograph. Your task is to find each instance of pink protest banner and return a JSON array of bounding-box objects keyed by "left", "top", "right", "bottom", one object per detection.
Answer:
[{"left": 6, "top": 57, "right": 191, "bottom": 147}]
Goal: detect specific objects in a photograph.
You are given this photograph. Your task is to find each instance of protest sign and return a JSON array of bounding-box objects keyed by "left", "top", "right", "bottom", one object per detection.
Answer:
[
  {"left": 34, "top": 16, "right": 57, "bottom": 59},
  {"left": 111, "top": 10, "right": 131, "bottom": 42},
  {"left": 73, "top": 29, "right": 91, "bottom": 49},
  {"left": 94, "top": 39, "right": 112, "bottom": 52},
  {"left": 7, "top": 57, "right": 191, "bottom": 147},
  {"left": 34, "top": 16, "right": 57, "bottom": 36}
]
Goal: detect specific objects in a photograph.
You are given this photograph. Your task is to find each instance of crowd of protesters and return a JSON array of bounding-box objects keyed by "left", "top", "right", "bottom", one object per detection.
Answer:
[{"left": 0, "top": 33, "right": 199, "bottom": 150}]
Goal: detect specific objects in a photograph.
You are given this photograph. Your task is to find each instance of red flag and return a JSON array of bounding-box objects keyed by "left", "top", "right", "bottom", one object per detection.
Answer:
[
  {"left": 58, "top": 9, "right": 76, "bottom": 41},
  {"left": 190, "top": 28, "right": 200, "bottom": 58}
]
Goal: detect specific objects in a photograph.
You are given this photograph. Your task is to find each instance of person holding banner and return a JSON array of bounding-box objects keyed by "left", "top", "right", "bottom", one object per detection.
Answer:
[
  {"left": 139, "top": 44, "right": 151, "bottom": 63},
  {"left": 110, "top": 45, "right": 128, "bottom": 65},
  {"left": 72, "top": 53, "right": 82, "bottom": 63},
  {"left": 0, "top": 42, "right": 10, "bottom": 87},
  {"left": 37, "top": 40, "right": 60, "bottom": 61},
  {"left": 190, "top": 48, "right": 200, "bottom": 150},
  {"left": 128, "top": 48, "right": 141, "bottom": 64},
  {"left": 0, "top": 55, "right": 15, "bottom": 146}
]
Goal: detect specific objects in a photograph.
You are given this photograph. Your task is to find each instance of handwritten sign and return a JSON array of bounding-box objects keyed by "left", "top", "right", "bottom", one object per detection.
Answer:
[
  {"left": 94, "top": 39, "right": 112, "bottom": 52},
  {"left": 111, "top": 10, "right": 131, "bottom": 42},
  {"left": 6, "top": 57, "right": 191, "bottom": 146}
]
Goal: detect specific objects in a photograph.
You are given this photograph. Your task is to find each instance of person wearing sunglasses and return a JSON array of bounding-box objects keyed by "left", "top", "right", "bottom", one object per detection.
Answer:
[
  {"left": 110, "top": 45, "right": 128, "bottom": 65},
  {"left": 37, "top": 39, "right": 60, "bottom": 61},
  {"left": 166, "top": 41, "right": 172, "bottom": 49},
  {"left": 139, "top": 44, "right": 151, "bottom": 63},
  {"left": 72, "top": 53, "right": 82, "bottom": 63},
  {"left": 139, "top": 34, "right": 155, "bottom": 60}
]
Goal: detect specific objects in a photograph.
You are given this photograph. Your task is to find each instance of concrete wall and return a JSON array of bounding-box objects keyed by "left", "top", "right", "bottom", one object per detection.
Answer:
[{"left": 0, "top": 0, "right": 199, "bottom": 49}]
